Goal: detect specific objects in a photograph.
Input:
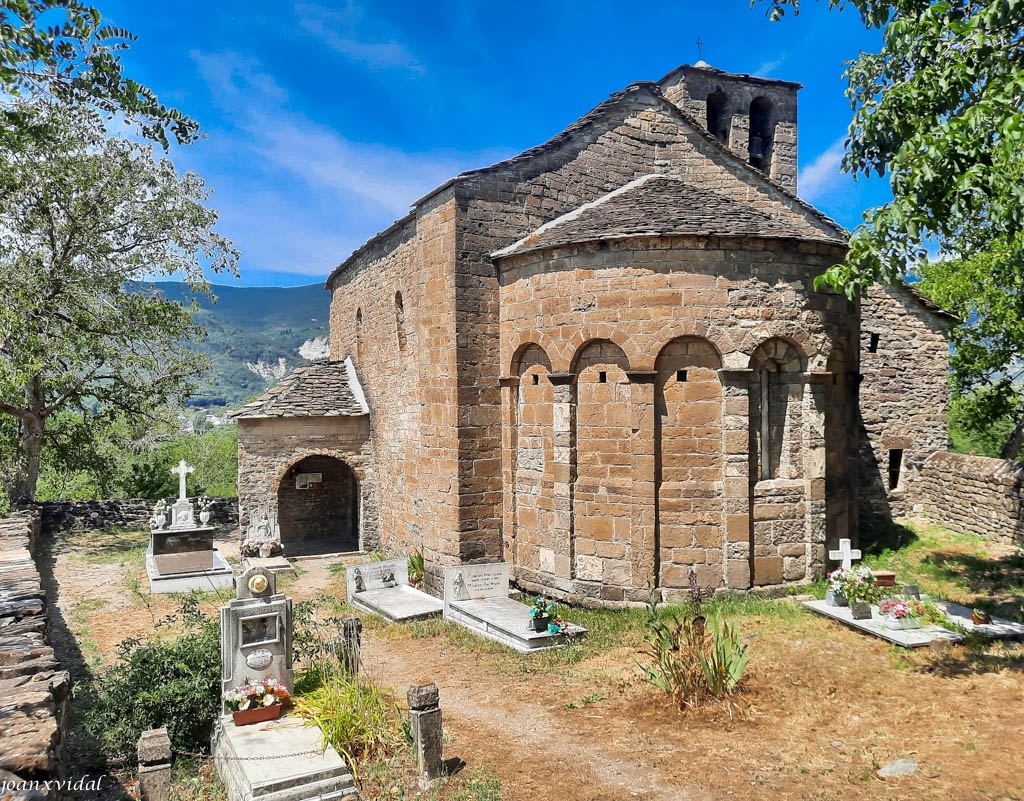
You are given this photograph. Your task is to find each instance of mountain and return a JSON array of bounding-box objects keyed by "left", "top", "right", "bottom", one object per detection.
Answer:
[{"left": 149, "top": 282, "right": 332, "bottom": 410}]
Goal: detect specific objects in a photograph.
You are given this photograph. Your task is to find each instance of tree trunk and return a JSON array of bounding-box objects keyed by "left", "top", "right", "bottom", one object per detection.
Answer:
[
  {"left": 1000, "top": 414, "right": 1024, "bottom": 461},
  {"left": 15, "top": 377, "right": 46, "bottom": 503}
]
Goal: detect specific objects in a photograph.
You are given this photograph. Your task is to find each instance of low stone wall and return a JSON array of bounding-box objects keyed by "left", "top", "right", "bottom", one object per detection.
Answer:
[
  {"left": 916, "top": 452, "right": 1024, "bottom": 546},
  {"left": 36, "top": 497, "right": 239, "bottom": 534},
  {"left": 0, "top": 511, "right": 71, "bottom": 791}
]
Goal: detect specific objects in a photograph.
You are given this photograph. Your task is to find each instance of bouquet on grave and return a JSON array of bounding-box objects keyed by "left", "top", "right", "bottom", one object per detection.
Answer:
[
  {"left": 879, "top": 597, "right": 925, "bottom": 620},
  {"left": 530, "top": 594, "right": 555, "bottom": 620},
  {"left": 828, "top": 565, "right": 880, "bottom": 604},
  {"left": 222, "top": 678, "right": 291, "bottom": 712}
]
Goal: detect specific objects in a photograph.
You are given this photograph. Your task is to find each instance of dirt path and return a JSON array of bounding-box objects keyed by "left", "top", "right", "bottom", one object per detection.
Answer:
[{"left": 365, "top": 635, "right": 706, "bottom": 801}]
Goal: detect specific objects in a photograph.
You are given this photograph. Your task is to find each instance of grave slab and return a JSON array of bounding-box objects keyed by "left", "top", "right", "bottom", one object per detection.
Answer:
[
  {"left": 241, "top": 555, "right": 296, "bottom": 577},
  {"left": 145, "top": 542, "right": 233, "bottom": 594},
  {"left": 345, "top": 559, "right": 441, "bottom": 623},
  {"left": 212, "top": 715, "right": 358, "bottom": 801},
  {"left": 442, "top": 563, "right": 586, "bottom": 653},
  {"left": 804, "top": 598, "right": 1024, "bottom": 647}
]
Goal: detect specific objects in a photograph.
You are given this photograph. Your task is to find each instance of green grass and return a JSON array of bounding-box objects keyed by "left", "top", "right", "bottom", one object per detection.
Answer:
[
  {"left": 64, "top": 526, "right": 149, "bottom": 567},
  {"left": 861, "top": 518, "right": 1024, "bottom": 621}
]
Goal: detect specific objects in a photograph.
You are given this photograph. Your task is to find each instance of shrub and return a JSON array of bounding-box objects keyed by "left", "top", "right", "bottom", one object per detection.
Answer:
[
  {"left": 80, "top": 597, "right": 221, "bottom": 762},
  {"left": 638, "top": 576, "right": 749, "bottom": 709},
  {"left": 407, "top": 549, "right": 424, "bottom": 586}
]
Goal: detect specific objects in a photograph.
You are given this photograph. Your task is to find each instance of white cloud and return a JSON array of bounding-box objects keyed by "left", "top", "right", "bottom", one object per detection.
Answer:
[
  {"left": 185, "top": 50, "right": 511, "bottom": 280},
  {"left": 754, "top": 58, "right": 783, "bottom": 78},
  {"left": 293, "top": 2, "right": 423, "bottom": 72},
  {"left": 798, "top": 136, "right": 847, "bottom": 202}
]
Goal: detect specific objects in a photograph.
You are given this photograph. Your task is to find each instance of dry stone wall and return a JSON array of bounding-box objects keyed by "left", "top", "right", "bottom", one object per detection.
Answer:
[
  {"left": 916, "top": 452, "right": 1024, "bottom": 546},
  {"left": 0, "top": 511, "right": 70, "bottom": 790},
  {"left": 36, "top": 497, "right": 238, "bottom": 533}
]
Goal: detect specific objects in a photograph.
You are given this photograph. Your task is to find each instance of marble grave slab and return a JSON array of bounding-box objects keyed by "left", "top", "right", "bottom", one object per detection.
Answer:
[{"left": 345, "top": 559, "right": 441, "bottom": 622}]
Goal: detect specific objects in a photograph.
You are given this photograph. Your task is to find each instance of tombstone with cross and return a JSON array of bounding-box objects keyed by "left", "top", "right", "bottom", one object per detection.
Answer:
[
  {"left": 168, "top": 459, "right": 197, "bottom": 529},
  {"left": 828, "top": 538, "right": 862, "bottom": 571}
]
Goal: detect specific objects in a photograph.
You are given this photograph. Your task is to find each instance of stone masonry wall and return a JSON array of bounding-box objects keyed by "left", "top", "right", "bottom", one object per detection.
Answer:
[
  {"left": 454, "top": 85, "right": 839, "bottom": 582},
  {"left": 916, "top": 452, "right": 1024, "bottom": 546},
  {"left": 236, "top": 416, "right": 377, "bottom": 552},
  {"left": 0, "top": 511, "right": 71, "bottom": 789},
  {"left": 36, "top": 497, "right": 238, "bottom": 534},
  {"left": 859, "top": 285, "right": 950, "bottom": 524},
  {"left": 498, "top": 236, "right": 857, "bottom": 602},
  {"left": 328, "top": 196, "right": 460, "bottom": 588}
]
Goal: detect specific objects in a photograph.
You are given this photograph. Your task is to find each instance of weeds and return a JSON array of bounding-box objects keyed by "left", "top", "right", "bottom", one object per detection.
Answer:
[{"left": 637, "top": 574, "right": 749, "bottom": 710}]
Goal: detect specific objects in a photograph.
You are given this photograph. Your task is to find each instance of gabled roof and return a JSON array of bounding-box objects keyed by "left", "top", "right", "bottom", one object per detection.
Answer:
[
  {"left": 492, "top": 174, "right": 843, "bottom": 260},
  {"left": 230, "top": 358, "right": 369, "bottom": 419},
  {"left": 326, "top": 69, "right": 848, "bottom": 288}
]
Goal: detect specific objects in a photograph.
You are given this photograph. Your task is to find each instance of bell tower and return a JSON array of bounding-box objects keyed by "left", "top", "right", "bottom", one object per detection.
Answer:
[{"left": 658, "top": 61, "right": 801, "bottom": 193}]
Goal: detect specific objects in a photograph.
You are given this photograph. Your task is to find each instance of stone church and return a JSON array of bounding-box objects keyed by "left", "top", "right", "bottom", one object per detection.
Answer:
[{"left": 233, "top": 62, "right": 952, "bottom": 601}]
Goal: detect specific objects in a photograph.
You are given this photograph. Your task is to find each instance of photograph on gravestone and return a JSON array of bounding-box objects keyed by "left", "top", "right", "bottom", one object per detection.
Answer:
[{"left": 240, "top": 614, "right": 279, "bottom": 647}]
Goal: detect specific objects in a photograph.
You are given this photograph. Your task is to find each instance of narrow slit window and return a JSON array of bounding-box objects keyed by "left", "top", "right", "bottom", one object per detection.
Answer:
[
  {"left": 531, "top": 374, "right": 539, "bottom": 385},
  {"left": 598, "top": 371, "right": 607, "bottom": 383},
  {"left": 888, "top": 448, "right": 903, "bottom": 490},
  {"left": 868, "top": 332, "right": 880, "bottom": 353},
  {"left": 676, "top": 369, "right": 688, "bottom": 382},
  {"left": 394, "top": 291, "right": 407, "bottom": 351}
]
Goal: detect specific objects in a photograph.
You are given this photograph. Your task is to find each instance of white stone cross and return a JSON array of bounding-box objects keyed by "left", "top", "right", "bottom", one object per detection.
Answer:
[
  {"left": 828, "top": 538, "right": 862, "bottom": 571},
  {"left": 171, "top": 459, "right": 195, "bottom": 501}
]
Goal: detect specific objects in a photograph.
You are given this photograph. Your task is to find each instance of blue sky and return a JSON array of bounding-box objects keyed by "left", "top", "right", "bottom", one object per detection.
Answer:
[{"left": 101, "top": 0, "right": 887, "bottom": 287}]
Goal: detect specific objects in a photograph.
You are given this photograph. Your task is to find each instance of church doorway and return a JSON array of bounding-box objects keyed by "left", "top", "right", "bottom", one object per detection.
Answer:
[{"left": 277, "top": 455, "right": 360, "bottom": 556}]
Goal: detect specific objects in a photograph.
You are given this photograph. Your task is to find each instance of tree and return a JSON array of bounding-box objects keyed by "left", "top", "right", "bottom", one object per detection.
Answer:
[
  {"left": 757, "top": 0, "right": 1024, "bottom": 296},
  {"left": 1, "top": 0, "right": 197, "bottom": 147},
  {"left": 0, "top": 101, "right": 238, "bottom": 501}
]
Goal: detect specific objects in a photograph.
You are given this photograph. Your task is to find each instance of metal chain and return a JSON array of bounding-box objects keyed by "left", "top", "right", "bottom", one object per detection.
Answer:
[{"left": 174, "top": 748, "right": 326, "bottom": 761}]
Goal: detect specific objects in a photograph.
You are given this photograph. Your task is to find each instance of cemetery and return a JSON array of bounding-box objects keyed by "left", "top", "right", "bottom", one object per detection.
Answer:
[{"left": 3, "top": 5, "right": 1024, "bottom": 801}]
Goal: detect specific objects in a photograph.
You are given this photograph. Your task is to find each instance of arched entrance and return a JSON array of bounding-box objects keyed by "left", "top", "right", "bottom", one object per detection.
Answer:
[{"left": 277, "top": 455, "right": 360, "bottom": 555}]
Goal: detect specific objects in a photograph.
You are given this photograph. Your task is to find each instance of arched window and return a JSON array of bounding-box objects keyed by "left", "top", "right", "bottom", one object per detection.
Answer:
[
  {"left": 748, "top": 97, "right": 774, "bottom": 172},
  {"left": 355, "top": 308, "right": 363, "bottom": 360},
  {"left": 394, "top": 291, "right": 406, "bottom": 350},
  {"left": 706, "top": 90, "right": 730, "bottom": 144}
]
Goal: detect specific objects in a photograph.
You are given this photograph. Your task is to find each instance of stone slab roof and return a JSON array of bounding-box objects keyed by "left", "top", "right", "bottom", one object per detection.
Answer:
[
  {"left": 230, "top": 358, "right": 369, "bottom": 419},
  {"left": 492, "top": 174, "right": 842, "bottom": 260}
]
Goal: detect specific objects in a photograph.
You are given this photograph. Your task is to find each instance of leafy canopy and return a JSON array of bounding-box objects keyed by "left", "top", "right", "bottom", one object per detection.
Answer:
[
  {"left": 757, "top": 0, "right": 1024, "bottom": 297},
  {"left": 1, "top": 0, "right": 197, "bottom": 147},
  {"left": 0, "top": 100, "right": 237, "bottom": 500}
]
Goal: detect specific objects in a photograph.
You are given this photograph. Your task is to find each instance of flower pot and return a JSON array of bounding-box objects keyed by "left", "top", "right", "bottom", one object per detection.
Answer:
[
  {"left": 259, "top": 545, "right": 273, "bottom": 559},
  {"left": 850, "top": 601, "right": 872, "bottom": 620},
  {"left": 885, "top": 615, "right": 922, "bottom": 630},
  {"left": 199, "top": 511, "right": 211, "bottom": 525},
  {"left": 154, "top": 514, "right": 166, "bottom": 528},
  {"left": 971, "top": 610, "right": 993, "bottom": 625},
  {"left": 825, "top": 591, "right": 848, "bottom": 607},
  {"left": 528, "top": 614, "right": 550, "bottom": 632},
  {"left": 232, "top": 703, "right": 282, "bottom": 726}
]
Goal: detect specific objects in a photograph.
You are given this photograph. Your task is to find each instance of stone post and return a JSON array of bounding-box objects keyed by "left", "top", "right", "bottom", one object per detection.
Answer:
[
  {"left": 407, "top": 682, "right": 443, "bottom": 789},
  {"left": 137, "top": 728, "right": 172, "bottom": 801},
  {"left": 498, "top": 376, "right": 519, "bottom": 566},
  {"left": 337, "top": 617, "right": 362, "bottom": 674},
  {"left": 548, "top": 374, "right": 576, "bottom": 582},
  {"left": 803, "top": 373, "right": 831, "bottom": 580}
]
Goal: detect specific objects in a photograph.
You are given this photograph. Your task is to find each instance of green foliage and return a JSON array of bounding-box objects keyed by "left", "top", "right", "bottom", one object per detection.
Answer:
[
  {"left": 638, "top": 595, "right": 749, "bottom": 709},
  {"left": 80, "top": 597, "right": 221, "bottom": 762},
  {"left": 407, "top": 549, "right": 424, "bottom": 586},
  {"left": 756, "top": 0, "right": 1024, "bottom": 297},
  {"left": 0, "top": 0, "right": 198, "bottom": 147},
  {"left": 0, "top": 100, "right": 237, "bottom": 501},
  {"left": 948, "top": 389, "right": 1020, "bottom": 457}
]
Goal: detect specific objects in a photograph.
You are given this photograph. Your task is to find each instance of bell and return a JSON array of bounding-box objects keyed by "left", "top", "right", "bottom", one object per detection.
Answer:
[{"left": 749, "top": 135, "right": 764, "bottom": 159}]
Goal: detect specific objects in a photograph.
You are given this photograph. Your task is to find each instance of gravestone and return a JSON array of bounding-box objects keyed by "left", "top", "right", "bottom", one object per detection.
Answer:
[
  {"left": 146, "top": 460, "right": 233, "bottom": 593},
  {"left": 345, "top": 558, "right": 442, "bottom": 622},
  {"left": 443, "top": 563, "right": 586, "bottom": 652},
  {"left": 828, "top": 538, "right": 861, "bottom": 570},
  {"left": 213, "top": 567, "right": 358, "bottom": 801},
  {"left": 219, "top": 567, "right": 293, "bottom": 706}
]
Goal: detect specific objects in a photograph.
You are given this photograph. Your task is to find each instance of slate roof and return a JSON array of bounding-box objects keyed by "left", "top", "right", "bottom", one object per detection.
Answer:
[
  {"left": 326, "top": 75, "right": 848, "bottom": 288},
  {"left": 230, "top": 360, "right": 368, "bottom": 419},
  {"left": 492, "top": 174, "right": 843, "bottom": 260}
]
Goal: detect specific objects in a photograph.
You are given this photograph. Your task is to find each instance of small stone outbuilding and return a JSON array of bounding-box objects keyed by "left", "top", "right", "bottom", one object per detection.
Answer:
[
  {"left": 235, "top": 62, "right": 950, "bottom": 601},
  {"left": 232, "top": 358, "right": 377, "bottom": 556}
]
